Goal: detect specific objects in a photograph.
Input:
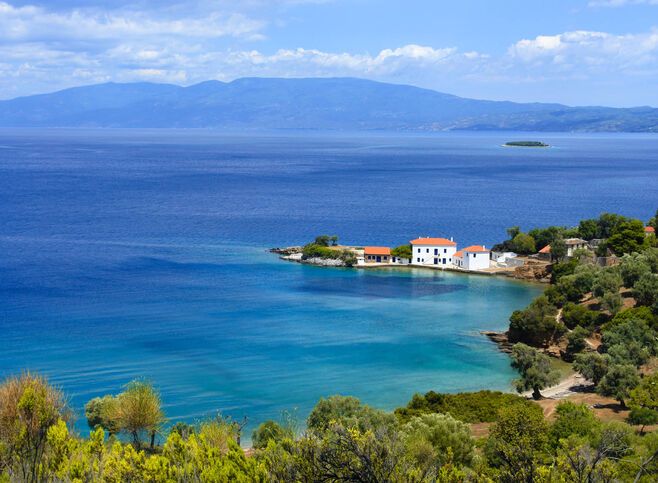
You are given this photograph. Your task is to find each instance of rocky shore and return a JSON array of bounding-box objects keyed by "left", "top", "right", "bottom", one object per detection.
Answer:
[
  {"left": 481, "top": 331, "right": 514, "bottom": 353},
  {"left": 269, "top": 247, "right": 352, "bottom": 267}
]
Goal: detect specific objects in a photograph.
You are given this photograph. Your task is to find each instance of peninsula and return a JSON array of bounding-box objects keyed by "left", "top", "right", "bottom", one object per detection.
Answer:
[{"left": 504, "top": 141, "right": 550, "bottom": 147}]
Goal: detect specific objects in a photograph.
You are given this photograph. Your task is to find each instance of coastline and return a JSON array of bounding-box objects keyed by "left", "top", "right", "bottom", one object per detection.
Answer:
[{"left": 269, "top": 246, "right": 552, "bottom": 284}]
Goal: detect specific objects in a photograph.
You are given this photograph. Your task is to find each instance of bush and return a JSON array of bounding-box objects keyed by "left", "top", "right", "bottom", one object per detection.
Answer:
[
  {"left": 307, "top": 395, "right": 397, "bottom": 433},
  {"left": 508, "top": 296, "right": 562, "bottom": 346},
  {"left": 596, "top": 364, "right": 640, "bottom": 408},
  {"left": 510, "top": 233, "right": 536, "bottom": 254},
  {"left": 573, "top": 352, "right": 609, "bottom": 385},
  {"left": 551, "top": 259, "right": 579, "bottom": 284},
  {"left": 554, "top": 275, "right": 587, "bottom": 303},
  {"left": 592, "top": 269, "right": 623, "bottom": 298},
  {"left": 0, "top": 373, "right": 70, "bottom": 482},
  {"left": 549, "top": 402, "right": 600, "bottom": 448},
  {"left": 391, "top": 245, "right": 412, "bottom": 259},
  {"left": 485, "top": 404, "right": 549, "bottom": 482},
  {"left": 85, "top": 395, "right": 120, "bottom": 435},
  {"left": 600, "top": 292, "right": 623, "bottom": 316},
  {"left": 619, "top": 253, "right": 651, "bottom": 288},
  {"left": 402, "top": 413, "right": 475, "bottom": 467},
  {"left": 566, "top": 326, "right": 591, "bottom": 356},
  {"left": 252, "top": 420, "right": 293, "bottom": 449},
  {"left": 633, "top": 273, "right": 658, "bottom": 307},
  {"left": 607, "top": 220, "right": 647, "bottom": 255},
  {"left": 301, "top": 243, "right": 356, "bottom": 266},
  {"left": 602, "top": 318, "right": 658, "bottom": 367},
  {"left": 608, "top": 306, "right": 658, "bottom": 330},
  {"left": 562, "top": 303, "right": 596, "bottom": 330},
  {"left": 395, "top": 390, "right": 538, "bottom": 424}
]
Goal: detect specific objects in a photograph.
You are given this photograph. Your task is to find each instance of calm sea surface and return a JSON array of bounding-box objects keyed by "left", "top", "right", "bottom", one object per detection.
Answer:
[{"left": 1, "top": 129, "right": 656, "bottom": 438}]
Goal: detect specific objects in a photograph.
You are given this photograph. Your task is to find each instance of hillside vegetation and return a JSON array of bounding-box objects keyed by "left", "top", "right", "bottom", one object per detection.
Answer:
[{"left": 4, "top": 374, "right": 658, "bottom": 481}]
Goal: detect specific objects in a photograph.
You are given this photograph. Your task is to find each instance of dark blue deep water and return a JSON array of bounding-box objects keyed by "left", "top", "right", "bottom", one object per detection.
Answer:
[{"left": 1, "top": 129, "right": 656, "bottom": 440}]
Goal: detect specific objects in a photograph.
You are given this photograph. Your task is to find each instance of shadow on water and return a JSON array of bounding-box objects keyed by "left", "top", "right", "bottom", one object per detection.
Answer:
[{"left": 296, "top": 272, "right": 468, "bottom": 299}]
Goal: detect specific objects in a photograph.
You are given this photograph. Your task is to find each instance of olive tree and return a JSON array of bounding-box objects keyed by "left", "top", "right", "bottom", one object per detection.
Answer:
[{"left": 510, "top": 343, "right": 560, "bottom": 400}]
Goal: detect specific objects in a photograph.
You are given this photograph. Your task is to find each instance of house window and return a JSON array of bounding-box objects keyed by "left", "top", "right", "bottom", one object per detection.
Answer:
[
  {"left": 426, "top": 248, "right": 429, "bottom": 253},
  {"left": 434, "top": 258, "right": 438, "bottom": 265},
  {"left": 444, "top": 249, "right": 447, "bottom": 253},
  {"left": 417, "top": 258, "right": 420, "bottom": 263},
  {"left": 417, "top": 248, "right": 421, "bottom": 254},
  {"left": 473, "top": 254, "right": 477, "bottom": 258},
  {"left": 442, "top": 258, "right": 446, "bottom": 264},
  {"left": 434, "top": 249, "right": 438, "bottom": 255}
]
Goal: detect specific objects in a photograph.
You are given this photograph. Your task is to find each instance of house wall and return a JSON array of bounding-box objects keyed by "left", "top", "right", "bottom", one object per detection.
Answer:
[
  {"left": 463, "top": 252, "right": 490, "bottom": 270},
  {"left": 566, "top": 243, "right": 587, "bottom": 257},
  {"left": 364, "top": 254, "right": 390, "bottom": 264},
  {"left": 412, "top": 245, "right": 456, "bottom": 267}
]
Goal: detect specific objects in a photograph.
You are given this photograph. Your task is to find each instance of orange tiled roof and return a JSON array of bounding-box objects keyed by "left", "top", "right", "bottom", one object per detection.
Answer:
[
  {"left": 453, "top": 250, "right": 464, "bottom": 258},
  {"left": 463, "top": 245, "right": 489, "bottom": 253},
  {"left": 364, "top": 246, "right": 391, "bottom": 256},
  {"left": 410, "top": 237, "right": 456, "bottom": 246},
  {"left": 646, "top": 226, "right": 656, "bottom": 233},
  {"left": 539, "top": 244, "right": 551, "bottom": 254}
]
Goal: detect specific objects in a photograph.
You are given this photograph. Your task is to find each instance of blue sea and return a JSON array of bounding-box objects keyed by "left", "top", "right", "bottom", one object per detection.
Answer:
[{"left": 1, "top": 129, "right": 656, "bottom": 440}]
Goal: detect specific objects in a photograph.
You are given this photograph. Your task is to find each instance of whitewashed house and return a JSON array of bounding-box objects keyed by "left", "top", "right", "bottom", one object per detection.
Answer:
[
  {"left": 565, "top": 238, "right": 589, "bottom": 257},
  {"left": 410, "top": 237, "right": 457, "bottom": 267},
  {"left": 454, "top": 246, "right": 491, "bottom": 270}
]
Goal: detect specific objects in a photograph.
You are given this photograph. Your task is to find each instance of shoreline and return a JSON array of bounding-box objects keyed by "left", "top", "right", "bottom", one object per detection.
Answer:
[{"left": 269, "top": 246, "right": 551, "bottom": 284}]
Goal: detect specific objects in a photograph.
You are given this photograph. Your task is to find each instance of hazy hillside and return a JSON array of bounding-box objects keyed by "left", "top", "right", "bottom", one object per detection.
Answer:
[{"left": 0, "top": 77, "right": 656, "bottom": 132}]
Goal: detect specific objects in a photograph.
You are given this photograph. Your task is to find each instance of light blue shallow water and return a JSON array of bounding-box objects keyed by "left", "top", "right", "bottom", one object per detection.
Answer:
[{"left": 0, "top": 129, "right": 656, "bottom": 438}]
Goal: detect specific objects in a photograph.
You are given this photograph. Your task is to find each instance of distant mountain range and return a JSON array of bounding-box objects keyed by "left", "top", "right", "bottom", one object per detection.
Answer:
[{"left": 1, "top": 77, "right": 657, "bottom": 132}]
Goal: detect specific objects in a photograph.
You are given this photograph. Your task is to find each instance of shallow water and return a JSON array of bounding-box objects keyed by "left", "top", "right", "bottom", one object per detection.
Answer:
[{"left": 1, "top": 129, "right": 656, "bottom": 438}]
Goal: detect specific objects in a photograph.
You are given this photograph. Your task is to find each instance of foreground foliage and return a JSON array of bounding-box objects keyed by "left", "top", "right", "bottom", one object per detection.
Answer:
[{"left": 4, "top": 374, "right": 658, "bottom": 481}]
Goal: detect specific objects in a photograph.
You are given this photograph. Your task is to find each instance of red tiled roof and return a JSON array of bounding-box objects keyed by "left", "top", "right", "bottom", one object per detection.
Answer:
[
  {"left": 539, "top": 244, "right": 551, "bottom": 254},
  {"left": 463, "top": 245, "right": 489, "bottom": 253},
  {"left": 364, "top": 246, "right": 391, "bottom": 256},
  {"left": 646, "top": 226, "right": 656, "bottom": 233},
  {"left": 453, "top": 250, "right": 464, "bottom": 258},
  {"left": 410, "top": 237, "right": 456, "bottom": 246}
]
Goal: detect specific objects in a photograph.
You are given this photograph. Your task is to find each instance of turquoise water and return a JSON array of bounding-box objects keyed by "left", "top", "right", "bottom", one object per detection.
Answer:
[
  {"left": 1, "top": 129, "right": 656, "bottom": 439},
  {"left": 0, "top": 242, "right": 541, "bottom": 437}
]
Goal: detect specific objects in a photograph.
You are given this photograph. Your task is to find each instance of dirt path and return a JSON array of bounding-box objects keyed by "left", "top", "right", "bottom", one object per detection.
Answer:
[{"left": 523, "top": 373, "right": 593, "bottom": 400}]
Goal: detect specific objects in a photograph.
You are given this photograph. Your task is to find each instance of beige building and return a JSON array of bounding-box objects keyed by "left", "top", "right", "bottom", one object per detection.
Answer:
[{"left": 363, "top": 247, "right": 391, "bottom": 264}]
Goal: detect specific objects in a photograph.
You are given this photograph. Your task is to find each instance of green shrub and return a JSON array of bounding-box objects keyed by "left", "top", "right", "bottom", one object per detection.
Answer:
[
  {"left": 301, "top": 243, "right": 356, "bottom": 266},
  {"left": 566, "top": 326, "right": 591, "bottom": 356},
  {"left": 395, "top": 390, "right": 538, "bottom": 424},
  {"left": 562, "top": 303, "right": 596, "bottom": 330},
  {"left": 252, "top": 420, "right": 293, "bottom": 449},
  {"left": 391, "top": 245, "right": 412, "bottom": 259},
  {"left": 508, "top": 296, "right": 562, "bottom": 346}
]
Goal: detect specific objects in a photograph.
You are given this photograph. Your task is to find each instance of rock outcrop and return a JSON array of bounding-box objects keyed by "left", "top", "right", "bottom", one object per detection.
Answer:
[{"left": 511, "top": 259, "right": 551, "bottom": 283}]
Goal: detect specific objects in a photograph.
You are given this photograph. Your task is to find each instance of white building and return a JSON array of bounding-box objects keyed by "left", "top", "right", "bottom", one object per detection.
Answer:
[
  {"left": 410, "top": 237, "right": 457, "bottom": 267},
  {"left": 454, "top": 245, "right": 491, "bottom": 270}
]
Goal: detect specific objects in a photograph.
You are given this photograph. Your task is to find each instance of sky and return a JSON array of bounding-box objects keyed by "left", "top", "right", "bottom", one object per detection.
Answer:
[{"left": 1, "top": 0, "right": 657, "bottom": 106}]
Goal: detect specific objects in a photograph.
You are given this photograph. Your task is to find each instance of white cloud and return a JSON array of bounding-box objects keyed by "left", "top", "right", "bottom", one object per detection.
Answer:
[
  {"left": 0, "top": 2, "right": 265, "bottom": 43},
  {"left": 508, "top": 29, "right": 658, "bottom": 72},
  {"left": 589, "top": 0, "right": 658, "bottom": 6}
]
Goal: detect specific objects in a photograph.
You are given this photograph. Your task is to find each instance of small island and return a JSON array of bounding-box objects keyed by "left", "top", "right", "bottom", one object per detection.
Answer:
[{"left": 504, "top": 141, "right": 550, "bottom": 148}]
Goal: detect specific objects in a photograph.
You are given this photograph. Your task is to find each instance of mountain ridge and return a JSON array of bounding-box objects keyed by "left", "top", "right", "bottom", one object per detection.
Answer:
[{"left": 1, "top": 77, "right": 656, "bottom": 132}]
